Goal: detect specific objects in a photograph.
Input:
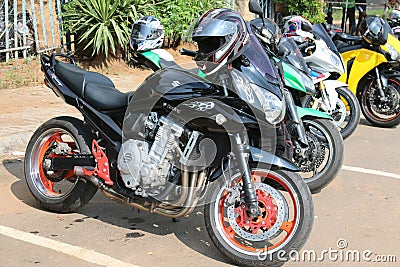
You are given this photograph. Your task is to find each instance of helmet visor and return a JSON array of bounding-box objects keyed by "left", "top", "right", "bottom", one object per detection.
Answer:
[
  {"left": 390, "top": 11, "right": 400, "bottom": 20},
  {"left": 192, "top": 17, "right": 237, "bottom": 38},
  {"left": 368, "top": 19, "right": 382, "bottom": 36},
  {"left": 131, "top": 24, "right": 161, "bottom": 40}
]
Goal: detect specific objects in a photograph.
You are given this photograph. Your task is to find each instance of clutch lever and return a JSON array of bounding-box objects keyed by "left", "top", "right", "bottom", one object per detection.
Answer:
[{"left": 179, "top": 48, "right": 197, "bottom": 57}]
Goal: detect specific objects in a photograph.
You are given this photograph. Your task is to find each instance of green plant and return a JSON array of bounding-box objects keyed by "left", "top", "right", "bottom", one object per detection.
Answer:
[
  {"left": 62, "top": 0, "right": 155, "bottom": 57},
  {"left": 282, "top": 0, "right": 326, "bottom": 23}
]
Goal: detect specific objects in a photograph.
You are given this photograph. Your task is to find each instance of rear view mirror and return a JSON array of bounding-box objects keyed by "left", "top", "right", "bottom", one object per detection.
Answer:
[
  {"left": 249, "top": 0, "right": 264, "bottom": 18},
  {"left": 301, "top": 22, "right": 313, "bottom": 33}
]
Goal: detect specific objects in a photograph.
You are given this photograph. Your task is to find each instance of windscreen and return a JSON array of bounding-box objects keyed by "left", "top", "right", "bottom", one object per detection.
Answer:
[
  {"left": 243, "top": 22, "right": 280, "bottom": 81},
  {"left": 278, "top": 38, "right": 309, "bottom": 74},
  {"left": 313, "top": 23, "right": 339, "bottom": 53}
]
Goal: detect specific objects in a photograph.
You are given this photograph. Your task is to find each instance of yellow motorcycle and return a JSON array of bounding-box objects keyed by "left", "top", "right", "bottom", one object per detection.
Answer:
[{"left": 334, "top": 16, "right": 400, "bottom": 127}]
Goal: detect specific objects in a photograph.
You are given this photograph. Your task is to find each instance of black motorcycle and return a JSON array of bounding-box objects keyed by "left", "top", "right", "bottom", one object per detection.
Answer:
[
  {"left": 129, "top": 17, "right": 343, "bottom": 194},
  {"left": 25, "top": 10, "right": 313, "bottom": 267}
]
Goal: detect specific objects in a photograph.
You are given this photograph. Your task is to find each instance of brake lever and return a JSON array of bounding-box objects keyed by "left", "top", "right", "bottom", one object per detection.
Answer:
[{"left": 179, "top": 48, "right": 197, "bottom": 57}]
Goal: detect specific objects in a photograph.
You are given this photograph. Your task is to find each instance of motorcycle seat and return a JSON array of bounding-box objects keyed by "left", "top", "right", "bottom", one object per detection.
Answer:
[
  {"left": 55, "top": 61, "right": 115, "bottom": 88},
  {"left": 55, "top": 61, "right": 130, "bottom": 110},
  {"left": 334, "top": 40, "right": 363, "bottom": 53},
  {"left": 84, "top": 83, "right": 130, "bottom": 110},
  {"left": 337, "top": 33, "right": 362, "bottom": 43}
]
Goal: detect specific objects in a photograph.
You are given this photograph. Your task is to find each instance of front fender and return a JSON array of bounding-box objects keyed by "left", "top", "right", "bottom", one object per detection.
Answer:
[
  {"left": 323, "top": 80, "right": 348, "bottom": 110},
  {"left": 296, "top": 106, "right": 332, "bottom": 120},
  {"left": 249, "top": 146, "right": 300, "bottom": 171},
  {"left": 323, "top": 79, "right": 349, "bottom": 89},
  {"left": 323, "top": 80, "right": 349, "bottom": 110}
]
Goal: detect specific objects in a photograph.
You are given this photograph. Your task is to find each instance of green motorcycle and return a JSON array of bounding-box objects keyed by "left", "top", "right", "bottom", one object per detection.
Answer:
[{"left": 275, "top": 38, "right": 343, "bottom": 193}]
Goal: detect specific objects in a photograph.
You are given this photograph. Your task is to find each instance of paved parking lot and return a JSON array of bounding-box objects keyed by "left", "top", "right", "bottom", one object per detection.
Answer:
[{"left": 0, "top": 81, "right": 399, "bottom": 266}]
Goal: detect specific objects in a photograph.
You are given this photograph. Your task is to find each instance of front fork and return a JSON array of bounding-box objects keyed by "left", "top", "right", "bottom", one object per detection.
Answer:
[
  {"left": 375, "top": 68, "right": 387, "bottom": 99},
  {"left": 232, "top": 133, "right": 260, "bottom": 217},
  {"left": 315, "top": 81, "right": 336, "bottom": 114},
  {"left": 284, "top": 89, "right": 308, "bottom": 147}
]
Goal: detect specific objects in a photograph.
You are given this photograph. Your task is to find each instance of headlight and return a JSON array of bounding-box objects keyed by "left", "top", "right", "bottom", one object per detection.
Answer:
[
  {"left": 250, "top": 83, "right": 285, "bottom": 125},
  {"left": 299, "top": 71, "right": 316, "bottom": 94},
  {"left": 386, "top": 43, "right": 400, "bottom": 61}
]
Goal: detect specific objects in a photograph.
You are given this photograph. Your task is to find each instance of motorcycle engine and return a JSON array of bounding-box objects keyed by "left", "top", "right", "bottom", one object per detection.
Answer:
[{"left": 118, "top": 114, "right": 186, "bottom": 197}]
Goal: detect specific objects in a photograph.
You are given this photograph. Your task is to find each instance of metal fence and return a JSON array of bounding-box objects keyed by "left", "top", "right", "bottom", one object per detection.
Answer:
[{"left": 0, "top": 0, "right": 66, "bottom": 62}]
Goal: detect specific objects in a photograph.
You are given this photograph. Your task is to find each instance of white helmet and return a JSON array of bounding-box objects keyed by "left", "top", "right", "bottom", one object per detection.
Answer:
[
  {"left": 283, "top": 15, "right": 313, "bottom": 39},
  {"left": 130, "top": 16, "right": 164, "bottom": 51}
]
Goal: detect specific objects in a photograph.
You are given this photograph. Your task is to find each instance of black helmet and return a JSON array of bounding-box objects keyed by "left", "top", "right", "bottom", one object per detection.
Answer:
[
  {"left": 191, "top": 8, "right": 249, "bottom": 75},
  {"left": 359, "top": 15, "right": 388, "bottom": 46},
  {"left": 130, "top": 16, "right": 164, "bottom": 52}
]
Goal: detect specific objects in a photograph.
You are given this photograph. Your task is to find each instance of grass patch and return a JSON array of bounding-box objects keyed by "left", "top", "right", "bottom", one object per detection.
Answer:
[{"left": 0, "top": 58, "right": 41, "bottom": 89}]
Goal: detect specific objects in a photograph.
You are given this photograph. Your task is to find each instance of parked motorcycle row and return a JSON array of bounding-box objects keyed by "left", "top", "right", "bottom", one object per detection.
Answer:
[{"left": 23, "top": 0, "right": 400, "bottom": 266}]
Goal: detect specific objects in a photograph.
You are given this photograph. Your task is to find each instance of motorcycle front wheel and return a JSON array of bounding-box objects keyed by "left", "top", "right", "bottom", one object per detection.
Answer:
[
  {"left": 204, "top": 167, "right": 313, "bottom": 267},
  {"left": 295, "top": 118, "right": 344, "bottom": 193},
  {"left": 360, "top": 77, "right": 400, "bottom": 128},
  {"left": 302, "top": 86, "right": 361, "bottom": 139},
  {"left": 24, "top": 116, "right": 97, "bottom": 213}
]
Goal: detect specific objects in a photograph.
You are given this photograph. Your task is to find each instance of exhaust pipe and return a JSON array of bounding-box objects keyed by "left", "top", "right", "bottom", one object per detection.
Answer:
[
  {"left": 74, "top": 167, "right": 207, "bottom": 218},
  {"left": 74, "top": 167, "right": 151, "bottom": 212}
]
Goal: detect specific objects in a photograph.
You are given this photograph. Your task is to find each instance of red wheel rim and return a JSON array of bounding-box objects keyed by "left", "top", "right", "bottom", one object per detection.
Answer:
[
  {"left": 29, "top": 129, "right": 79, "bottom": 198},
  {"left": 217, "top": 170, "right": 299, "bottom": 254}
]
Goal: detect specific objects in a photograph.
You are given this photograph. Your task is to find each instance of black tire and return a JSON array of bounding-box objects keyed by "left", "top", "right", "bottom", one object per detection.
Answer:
[
  {"left": 302, "top": 86, "right": 360, "bottom": 139},
  {"left": 24, "top": 116, "right": 98, "bottom": 213},
  {"left": 360, "top": 77, "right": 400, "bottom": 128},
  {"left": 204, "top": 168, "right": 314, "bottom": 267},
  {"left": 297, "top": 118, "right": 344, "bottom": 193}
]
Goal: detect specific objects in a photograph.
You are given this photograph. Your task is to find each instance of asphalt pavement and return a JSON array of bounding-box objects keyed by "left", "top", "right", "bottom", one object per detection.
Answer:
[{"left": 0, "top": 82, "right": 399, "bottom": 267}]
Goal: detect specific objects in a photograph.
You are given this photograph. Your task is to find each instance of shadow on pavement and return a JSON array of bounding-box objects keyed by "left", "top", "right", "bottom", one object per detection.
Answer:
[
  {"left": 2, "top": 158, "right": 231, "bottom": 265},
  {"left": 3, "top": 157, "right": 40, "bottom": 209},
  {"left": 358, "top": 117, "right": 398, "bottom": 128}
]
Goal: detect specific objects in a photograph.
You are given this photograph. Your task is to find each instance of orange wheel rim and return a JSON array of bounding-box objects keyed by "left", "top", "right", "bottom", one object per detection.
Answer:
[
  {"left": 28, "top": 128, "right": 83, "bottom": 199},
  {"left": 37, "top": 133, "right": 63, "bottom": 194},
  {"left": 218, "top": 170, "right": 298, "bottom": 253}
]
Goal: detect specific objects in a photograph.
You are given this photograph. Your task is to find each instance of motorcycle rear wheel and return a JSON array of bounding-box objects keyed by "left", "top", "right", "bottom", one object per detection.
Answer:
[
  {"left": 360, "top": 77, "right": 400, "bottom": 128},
  {"left": 24, "top": 116, "right": 97, "bottom": 213},
  {"left": 204, "top": 167, "right": 313, "bottom": 267}
]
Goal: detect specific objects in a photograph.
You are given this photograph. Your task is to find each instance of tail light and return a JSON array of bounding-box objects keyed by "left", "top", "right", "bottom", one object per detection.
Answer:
[{"left": 44, "top": 78, "right": 51, "bottom": 88}]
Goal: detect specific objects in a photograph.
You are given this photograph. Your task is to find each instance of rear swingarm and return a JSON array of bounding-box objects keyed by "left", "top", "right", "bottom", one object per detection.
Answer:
[{"left": 48, "top": 140, "right": 113, "bottom": 185}]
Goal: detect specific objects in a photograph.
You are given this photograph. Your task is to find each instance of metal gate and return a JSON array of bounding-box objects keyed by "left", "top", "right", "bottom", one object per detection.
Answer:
[{"left": 0, "top": 0, "right": 66, "bottom": 62}]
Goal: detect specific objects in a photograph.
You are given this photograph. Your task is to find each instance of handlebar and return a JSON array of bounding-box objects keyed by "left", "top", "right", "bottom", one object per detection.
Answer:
[
  {"left": 297, "top": 42, "right": 309, "bottom": 50},
  {"left": 179, "top": 48, "right": 197, "bottom": 57}
]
